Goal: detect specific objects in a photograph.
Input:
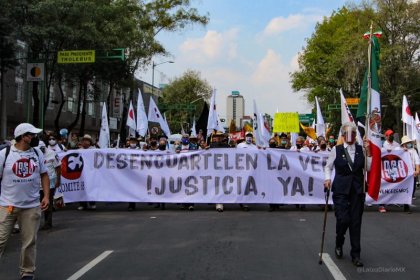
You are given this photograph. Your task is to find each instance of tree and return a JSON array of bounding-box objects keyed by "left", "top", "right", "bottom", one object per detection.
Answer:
[
  {"left": 291, "top": 0, "right": 420, "bottom": 134},
  {"left": 11, "top": 0, "right": 209, "bottom": 135},
  {"left": 160, "top": 70, "right": 212, "bottom": 133}
]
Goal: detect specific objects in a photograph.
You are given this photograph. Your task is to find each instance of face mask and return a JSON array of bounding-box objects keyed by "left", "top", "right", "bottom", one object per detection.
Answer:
[
  {"left": 406, "top": 143, "right": 413, "bottom": 149},
  {"left": 150, "top": 140, "right": 157, "bottom": 147},
  {"left": 296, "top": 144, "right": 302, "bottom": 149},
  {"left": 269, "top": 143, "right": 277, "bottom": 148},
  {"left": 280, "top": 140, "right": 287, "bottom": 145},
  {"left": 245, "top": 137, "right": 252, "bottom": 144},
  {"left": 388, "top": 136, "right": 394, "bottom": 142},
  {"left": 49, "top": 140, "right": 57, "bottom": 146},
  {"left": 181, "top": 139, "right": 189, "bottom": 145},
  {"left": 329, "top": 139, "right": 335, "bottom": 143},
  {"left": 130, "top": 143, "right": 137, "bottom": 148},
  {"left": 30, "top": 136, "right": 40, "bottom": 147},
  {"left": 320, "top": 144, "right": 327, "bottom": 149},
  {"left": 158, "top": 144, "right": 166, "bottom": 150}
]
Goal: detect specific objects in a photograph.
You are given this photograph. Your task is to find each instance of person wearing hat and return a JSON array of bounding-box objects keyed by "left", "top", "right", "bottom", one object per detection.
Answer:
[
  {"left": 0, "top": 123, "right": 50, "bottom": 280},
  {"left": 77, "top": 134, "right": 96, "bottom": 210},
  {"left": 383, "top": 129, "right": 399, "bottom": 151},
  {"left": 399, "top": 136, "right": 420, "bottom": 213}
]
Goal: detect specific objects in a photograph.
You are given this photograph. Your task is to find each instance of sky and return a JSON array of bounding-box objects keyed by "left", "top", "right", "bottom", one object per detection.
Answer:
[{"left": 136, "top": 0, "right": 355, "bottom": 119}]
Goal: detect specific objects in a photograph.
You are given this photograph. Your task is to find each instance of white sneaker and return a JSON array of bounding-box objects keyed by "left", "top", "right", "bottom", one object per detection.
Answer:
[
  {"left": 77, "top": 206, "right": 85, "bottom": 211},
  {"left": 90, "top": 204, "right": 97, "bottom": 210}
]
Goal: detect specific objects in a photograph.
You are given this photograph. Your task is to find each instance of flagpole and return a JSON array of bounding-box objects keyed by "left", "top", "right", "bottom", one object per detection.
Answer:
[{"left": 363, "top": 22, "right": 374, "bottom": 194}]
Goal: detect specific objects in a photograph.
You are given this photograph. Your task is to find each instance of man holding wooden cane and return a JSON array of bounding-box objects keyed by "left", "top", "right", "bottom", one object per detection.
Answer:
[{"left": 324, "top": 122, "right": 371, "bottom": 267}]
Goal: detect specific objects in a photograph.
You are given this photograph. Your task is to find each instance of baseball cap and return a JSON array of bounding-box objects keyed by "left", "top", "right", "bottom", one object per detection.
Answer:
[
  {"left": 14, "top": 123, "right": 42, "bottom": 138},
  {"left": 384, "top": 129, "right": 394, "bottom": 137}
]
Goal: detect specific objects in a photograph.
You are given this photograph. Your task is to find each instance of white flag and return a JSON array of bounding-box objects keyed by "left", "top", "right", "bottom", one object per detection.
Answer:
[
  {"left": 207, "top": 89, "right": 222, "bottom": 136},
  {"left": 402, "top": 95, "right": 413, "bottom": 124},
  {"left": 98, "top": 103, "right": 110, "bottom": 148},
  {"left": 340, "top": 89, "right": 362, "bottom": 144},
  {"left": 136, "top": 88, "right": 148, "bottom": 137},
  {"left": 315, "top": 96, "right": 325, "bottom": 138},
  {"left": 126, "top": 100, "right": 136, "bottom": 135},
  {"left": 415, "top": 113, "right": 420, "bottom": 150},
  {"left": 191, "top": 117, "right": 197, "bottom": 137},
  {"left": 252, "top": 100, "right": 268, "bottom": 147},
  {"left": 148, "top": 97, "right": 171, "bottom": 137}
]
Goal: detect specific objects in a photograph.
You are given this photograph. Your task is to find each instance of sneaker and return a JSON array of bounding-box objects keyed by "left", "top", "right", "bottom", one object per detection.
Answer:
[
  {"left": 366, "top": 203, "right": 372, "bottom": 207},
  {"left": 188, "top": 206, "right": 194, "bottom": 211},
  {"left": 378, "top": 206, "right": 387, "bottom": 213},
  {"left": 412, "top": 196, "right": 416, "bottom": 200},
  {"left": 216, "top": 207, "right": 223, "bottom": 212},
  {"left": 89, "top": 204, "right": 96, "bottom": 210},
  {"left": 77, "top": 206, "right": 85, "bottom": 211}
]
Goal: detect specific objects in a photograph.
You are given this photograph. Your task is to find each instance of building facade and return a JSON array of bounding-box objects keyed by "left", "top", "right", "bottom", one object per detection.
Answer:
[
  {"left": 226, "top": 91, "right": 245, "bottom": 130},
  {"left": 0, "top": 47, "right": 160, "bottom": 143}
]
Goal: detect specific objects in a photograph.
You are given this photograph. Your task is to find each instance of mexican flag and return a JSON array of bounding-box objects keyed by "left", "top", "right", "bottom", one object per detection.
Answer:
[{"left": 357, "top": 35, "right": 382, "bottom": 201}]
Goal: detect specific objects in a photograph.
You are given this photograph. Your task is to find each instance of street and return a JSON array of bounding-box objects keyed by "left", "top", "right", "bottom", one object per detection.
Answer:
[{"left": 0, "top": 202, "right": 419, "bottom": 280}]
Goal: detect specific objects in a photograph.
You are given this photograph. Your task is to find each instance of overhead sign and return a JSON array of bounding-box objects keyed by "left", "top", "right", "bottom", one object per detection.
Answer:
[
  {"left": 298, "top": 114, "right": 314, "bottom": 123},
  {"left": 57, "top": 50, "right": 95, "bottom": 64},
  {"left": 346, "top": 98, "right": 360, "bottom": 105},
  {"left": 273, "top": 113, "right": 300, "bottom": 133},
  {"left": 26, "top": 63, "right": 45, "bottom": 81}
]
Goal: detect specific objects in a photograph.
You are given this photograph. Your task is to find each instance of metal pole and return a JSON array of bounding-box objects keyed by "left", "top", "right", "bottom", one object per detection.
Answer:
[{"left": 152, "top": 61, "right": 155, "bottom": 96}]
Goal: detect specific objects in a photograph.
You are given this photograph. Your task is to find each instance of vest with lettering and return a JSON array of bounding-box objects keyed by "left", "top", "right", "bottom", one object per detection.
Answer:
[{"left": 332, "top": 144, "right": 365, "bottom": 195}]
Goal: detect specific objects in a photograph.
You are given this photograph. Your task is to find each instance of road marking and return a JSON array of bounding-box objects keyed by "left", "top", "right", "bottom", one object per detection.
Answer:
[
  {"left": 320, "top": 253, "right": 347, "bottom": 280},
  {"left": 67, "top": 250, "right": 113, "bottom": 280}
]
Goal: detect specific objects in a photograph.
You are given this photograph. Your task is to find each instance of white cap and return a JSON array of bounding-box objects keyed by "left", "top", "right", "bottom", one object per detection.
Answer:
[{"left": 14, "top": 123, "right": 42, "bottom": 138}]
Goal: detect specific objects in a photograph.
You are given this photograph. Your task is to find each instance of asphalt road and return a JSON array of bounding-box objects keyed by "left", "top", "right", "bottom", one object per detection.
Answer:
[{"left": 0, "top": 201, "right": 419, "bottom": 280}]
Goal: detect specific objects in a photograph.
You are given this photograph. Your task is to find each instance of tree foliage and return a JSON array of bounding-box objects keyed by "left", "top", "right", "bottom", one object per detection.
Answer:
[
  {"left": 5, "top": 0, "right": 208, "bottom": 133},
  {"left": 291, "top": 0, "right": 420, "bottom": 134},
  {"left": 160, "top": 70, "right": 212, "bottom": 133}
]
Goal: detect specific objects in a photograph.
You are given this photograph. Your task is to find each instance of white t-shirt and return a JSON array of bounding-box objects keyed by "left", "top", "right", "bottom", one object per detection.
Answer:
[
  {"left": 382, "top": 140, "right": 399, "bottom": 150},
  {"left": 237, "top": 142, "right": 258, "bottom": 149},
  {"left": 48, "top": 143, "right": 66, "bottom": 154},
  {"left": 0, "top": 145, "right": 47, "bottom": 208}
]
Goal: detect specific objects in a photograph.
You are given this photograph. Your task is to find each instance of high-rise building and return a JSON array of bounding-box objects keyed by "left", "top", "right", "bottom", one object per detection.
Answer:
[{"left": 226, "top": 91, "right": 245, "bottom": 130}]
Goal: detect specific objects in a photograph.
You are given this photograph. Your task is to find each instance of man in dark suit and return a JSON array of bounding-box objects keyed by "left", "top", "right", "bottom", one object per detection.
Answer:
[{"left": 324, "top": 122, "right": 371, "bottom": 267}]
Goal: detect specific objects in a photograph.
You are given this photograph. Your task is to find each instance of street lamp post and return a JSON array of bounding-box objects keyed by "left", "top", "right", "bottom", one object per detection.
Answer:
[{"left": 151, "top": 60, "right": 174, "bottom": 96}]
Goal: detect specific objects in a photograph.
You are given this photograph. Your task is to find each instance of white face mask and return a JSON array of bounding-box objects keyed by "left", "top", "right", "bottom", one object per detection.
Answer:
[{"left": 49, "top": 140, "right": 57, "bottom": 146}]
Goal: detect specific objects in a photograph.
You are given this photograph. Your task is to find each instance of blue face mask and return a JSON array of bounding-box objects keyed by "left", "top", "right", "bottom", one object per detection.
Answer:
[{"left": 181, "top": 139, "right": 189, "bottom": 145}]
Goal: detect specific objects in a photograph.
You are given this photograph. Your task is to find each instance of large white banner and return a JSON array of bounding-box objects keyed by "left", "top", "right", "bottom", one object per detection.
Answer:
[{"left": 57, "top": 149, "right": 413, "bottom": 204}]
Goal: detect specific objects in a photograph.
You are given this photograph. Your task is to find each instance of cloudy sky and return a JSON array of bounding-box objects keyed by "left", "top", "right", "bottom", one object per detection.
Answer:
[{"left": 137, "top": 0, "right": 355, "bottom": 118}]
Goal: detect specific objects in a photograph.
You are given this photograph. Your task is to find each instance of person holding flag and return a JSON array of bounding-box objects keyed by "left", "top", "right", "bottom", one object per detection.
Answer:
[{"left": 324, "top": 122, "right": 372, "bottom": 267}]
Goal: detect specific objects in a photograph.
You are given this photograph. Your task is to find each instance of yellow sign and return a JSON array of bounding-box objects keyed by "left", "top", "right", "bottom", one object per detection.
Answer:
[
  {"left": 273, "top": 113, "right": 300, "bottom": 133},
  {"left": 58, "top": 50, "right": 95, "bottom": 64},
  {"left": 346, "top": 98, "right": 360, "bottom": 105}
]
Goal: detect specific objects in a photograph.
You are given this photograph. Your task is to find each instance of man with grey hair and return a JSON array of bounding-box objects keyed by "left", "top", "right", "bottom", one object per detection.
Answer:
[{"left": 324, "top": 122, "right": 371, "bottom": 267}]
